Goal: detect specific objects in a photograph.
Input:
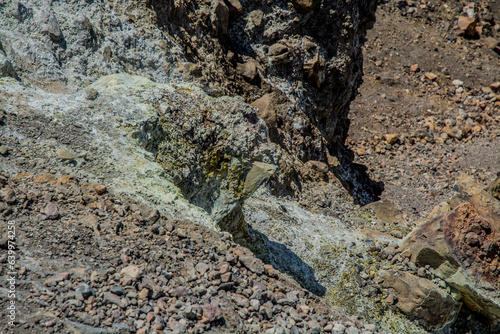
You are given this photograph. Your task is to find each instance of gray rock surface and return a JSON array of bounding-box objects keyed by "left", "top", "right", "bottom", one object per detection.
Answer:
[{"left": 0, "top": 0, "right": 379, "bottom": 204}]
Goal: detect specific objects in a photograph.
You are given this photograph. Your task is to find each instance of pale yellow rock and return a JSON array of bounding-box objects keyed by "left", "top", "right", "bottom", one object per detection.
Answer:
[
  {"left": 424, "top": 72, "right": 438, "bottom": 81},
  {"left": 56, "top": 147, "right": 75, "bottom": 161},
  {"left": 384, "top": 133, "right": 399, "bottom": 145},
  {"left": 138, "top": 288, "right": 149, "bottom": 299}
]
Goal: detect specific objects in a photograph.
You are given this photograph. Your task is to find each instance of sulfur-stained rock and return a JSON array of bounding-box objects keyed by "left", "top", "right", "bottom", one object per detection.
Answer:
[
  {"left": 378, "top": 270, "right": 460, "bottom": 329},
  {"left": 0, "top": 0, "right": 380, "bottom": 206},
  {"left": 91, "top": 74, "right": 279, "bottom": 238}
]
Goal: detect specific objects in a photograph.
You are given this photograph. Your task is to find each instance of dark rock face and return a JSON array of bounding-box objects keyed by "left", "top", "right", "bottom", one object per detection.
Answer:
[{"left": 151, "top": 0, "right": 379, "bottom": 203}]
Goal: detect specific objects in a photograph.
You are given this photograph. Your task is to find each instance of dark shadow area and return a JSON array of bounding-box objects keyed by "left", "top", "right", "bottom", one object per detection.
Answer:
[
  {"left": 334, "top": 144, "right": 384, "bottom": 206},
  {"left": 237, "top": 226, "right": 327, "bottom": 297},
  {"left": 440, "top": 307, "right": 500, "bottom": 334}
]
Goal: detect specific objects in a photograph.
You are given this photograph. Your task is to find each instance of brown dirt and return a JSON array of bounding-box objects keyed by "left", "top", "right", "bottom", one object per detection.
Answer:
[{"left": 348, "top": 0, "right": 500, "bottom": 220}]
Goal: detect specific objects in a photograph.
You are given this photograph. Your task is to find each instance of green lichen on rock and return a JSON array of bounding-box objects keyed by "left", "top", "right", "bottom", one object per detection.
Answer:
[{"left": 102, "top": 74, "right": 280, "bottom": 237}]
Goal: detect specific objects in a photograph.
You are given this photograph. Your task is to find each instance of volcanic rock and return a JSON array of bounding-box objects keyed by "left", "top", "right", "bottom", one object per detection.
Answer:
[{"left": 400, "top": 175, "right": 500, "bottom": 325}]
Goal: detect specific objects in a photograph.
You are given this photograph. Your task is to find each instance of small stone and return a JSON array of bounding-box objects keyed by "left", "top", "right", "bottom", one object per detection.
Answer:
[
  {"left": 457, "top": 16, "right": 477, "bottom": 36},
  {"left": 484, "top": 37, "right": 499, "bottom": 50},
  {"left": 236, "top": 59, "right": 260, "bottom": 82},
  {"left": 44, "top": 202, "right": 60, "bottom": 220},
  {"left": 410, "top": 64, "right": 420, "bottom": 72},
  {"left": 85, "top": 88, "right": 99, "bottom": 100},
  {"left": 0, "top": 146, "right": 9, "bottom": 156},
  {"left": 45, "top": 272, "right": 70, "bottom": 285},
  {"left": 248, "top": 10, "right": 264, "bottom": 29},
  {"left": 424, "top": 72, "right": 438, "bottom": 81},
  {"left": 202, "top": 304, "right": 223, "bottom": 323},
  {"left": 104, "top": 292, "right": 121, "bottom": 305},
  {"left": 491, "top": 82, "right": 500, "bottom": 93},
  {"left": 385, "top": 293, "right": 395, "bottom": 305},
  {"left": 225, "top": 0, "right": 243, "bottom": 17},
  {"left": 196, "top": 262, "right": 210, "bottom": 275},
  {"left": 76, "top": 284, "right": 94, "bottom": 299},
  {"left": 251, "top": 94, "right": 277, "bottom": 128},
  {"left": 68, "top": 299, "right": 82, "bottom": 307},
  {"left": 332, "top": 323, "right": 345, "bottom": 333},
  {"left": 264, "top": 264, "right": 278, "bottom": 277},
  {"left": 94, "top": 185, "right": 107, "bottom": 195},
  {"left": 146, "top": 209, "right": 159, "bottom": 224},
  {"left": 44, "top": 319, "right": 57, "bottom": 327},
  {"left": 39, "top": 9, "right": 63, "bottom": 42},
  {"left": 384, "top": 134, "right": 399, "bottom": 145},
  {"left": 292, "top": 0, "right": 314, "bottom": 12},
  {"left": 238, "top": 254, "right": 264, "bottom": 274},
  {"left": 56, "top": 147, "right": 75, "bottom": 161},
  {"left": 0, "top": 187, "right": 16, "bottom": 204},
  {"left": 120, "top": 253, "right": 129, "bottom": 264},
  {"left": 172, "top": 286, "right": 189, "bottom": 298},
  {"left": 138, "top": 288, "right": 149, "bottom": 299},
  {"left": 324, "top": 323, "right": 333, "bottom": 332},
  {"left": 120, "top": 265, "right": 142, "bottom": 281},
  {"left": 452, "top": 79, "right": 464, "bottom": 87},
  {"left": 110, "top": 285, "right": 126, "bottom": 296},
  {"left": 345, "top": 327, "right": 360, "bottom": 334}
]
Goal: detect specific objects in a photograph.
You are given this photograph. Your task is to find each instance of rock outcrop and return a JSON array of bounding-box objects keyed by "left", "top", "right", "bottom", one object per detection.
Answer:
[
  {"left": 0, "top": 72, "right": 278, "bottom": 238},
  {"left": 0, "top": 0, "right": 379, "bottom": 204},
  {"left": 152, "top": 0, "right": 379, "bottom": 203},
  {"left": 380, "top": 175, "right": 500, "bottom": 328}
]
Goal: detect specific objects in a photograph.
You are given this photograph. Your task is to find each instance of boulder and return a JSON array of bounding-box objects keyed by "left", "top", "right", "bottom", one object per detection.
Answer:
[
  {"left": 91, "top": 74, "right": 278, "bottom": 238},
  {"left": 378, "top": 270, "right": 460, "bottom": 329},
  {"left": 400, "top": 175, "right": 500, "bottom": 325}
]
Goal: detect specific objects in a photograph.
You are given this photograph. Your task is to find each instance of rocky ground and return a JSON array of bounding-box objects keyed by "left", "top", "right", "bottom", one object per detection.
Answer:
[
  {"left": 348, "top": 0, "right": 500, "bottom": 220},
  {"left": 0, "top": 155, "right": 383, "bottom": 334}
]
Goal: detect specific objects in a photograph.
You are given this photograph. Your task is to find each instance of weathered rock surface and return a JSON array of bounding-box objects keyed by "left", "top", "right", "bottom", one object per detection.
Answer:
[
  {"left": 0, "top": 72, "right": 277, "bottom": 236},
  {"left": 398, "top": 175, "right": 500, "bottom": 326},
  {"left": 377, "top": 270, "right": 460, "bottom": 329},
  {"left": 0, "top": 0, "right": 379, "bottom": 204}
]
